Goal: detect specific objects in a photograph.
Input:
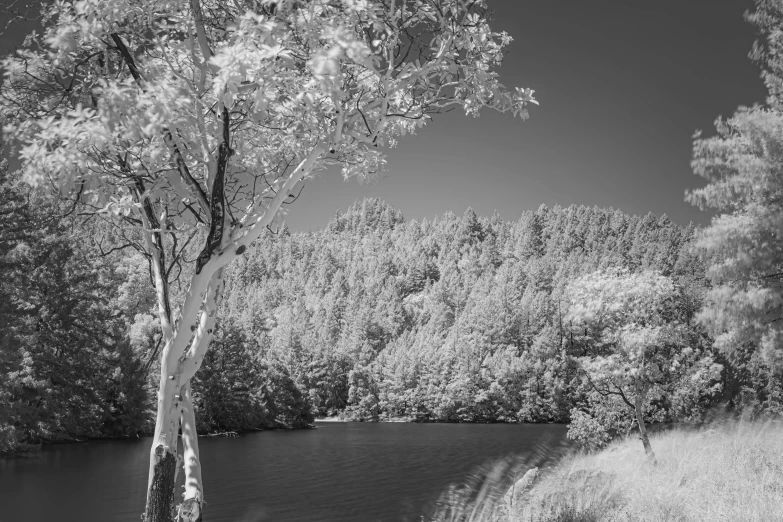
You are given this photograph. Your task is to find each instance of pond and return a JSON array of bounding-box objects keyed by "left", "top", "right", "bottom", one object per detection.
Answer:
[{"left": 0, "top": 422, "right": 571, "bottom": 522}]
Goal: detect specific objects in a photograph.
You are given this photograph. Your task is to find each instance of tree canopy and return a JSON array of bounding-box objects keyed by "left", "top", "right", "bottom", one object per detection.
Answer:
[
  {"left": 1, "top": 1, "right": 538, "bottom": 519},
  {"left": 564, "top": 269, "right": 722, "bottom": 455},
  {"left": 687, "top": 0, "right": 783, "bottom": 371}
]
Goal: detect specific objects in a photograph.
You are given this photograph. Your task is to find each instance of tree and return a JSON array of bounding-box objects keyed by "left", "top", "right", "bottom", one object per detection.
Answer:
[
  {"left": 687, "top": 1, "right": 783, "bottom": 376},
  {"left": 0, "top": 152, "right": 152, "bottom": 451},
  {"left": 564, "top": 269, "right": 721, "bottom": 460},
  {"left": 0, "top": 1, "right": 537, "bottom": 519}
]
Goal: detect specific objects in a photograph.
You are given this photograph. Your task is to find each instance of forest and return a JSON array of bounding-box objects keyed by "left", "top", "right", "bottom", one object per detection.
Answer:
[
  {"left": 3, "top": 190, "right": 781, "bottom": 451},
  {"left": 3, "top": 0, "right": 783, "bottom": 520}
]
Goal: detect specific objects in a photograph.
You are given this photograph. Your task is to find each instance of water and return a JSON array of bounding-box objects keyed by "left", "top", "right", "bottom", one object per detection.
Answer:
[{"left": 0, "top": 422, "right": 570, "bottom": 522}]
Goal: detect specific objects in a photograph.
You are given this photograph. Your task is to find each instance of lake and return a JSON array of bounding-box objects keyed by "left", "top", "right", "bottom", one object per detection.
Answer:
[{"left": 0, "top": 422, "right": 571, "bottom": 522}]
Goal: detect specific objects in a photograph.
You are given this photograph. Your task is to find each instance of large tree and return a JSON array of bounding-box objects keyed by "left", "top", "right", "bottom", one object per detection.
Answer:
[
  {"left": 0, "top": 0, "right": 536, "bottom": 519},
  {"left": 687, "top": 0, "right": 783, "bottom": 373}
]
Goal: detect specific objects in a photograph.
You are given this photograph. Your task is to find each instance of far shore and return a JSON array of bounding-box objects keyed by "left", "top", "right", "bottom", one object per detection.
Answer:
[{"left": 315, "top": 416, "right": 412, "bottom": 423}]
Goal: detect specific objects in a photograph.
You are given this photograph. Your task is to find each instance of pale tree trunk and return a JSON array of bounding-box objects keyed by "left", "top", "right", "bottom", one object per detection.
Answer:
[
  {"left": 633, "top": 377, "right": 656, "bottom": 462},
  {"left": 141, "top": 144, "right": 324, "bottom": 521},
  {"left": 179, "top": 383, "right": 204, "bottom": 519},
  {"left": 144, "top": 262, "right": 224, "bottom": 522},
  {"left": 110, "top": 7, "right": 327, "bottom": 519}
]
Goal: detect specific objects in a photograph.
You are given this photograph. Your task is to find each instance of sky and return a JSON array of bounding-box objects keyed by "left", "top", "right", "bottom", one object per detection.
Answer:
[
  {"left": 282, "top": 0, "right": 768, "bottom": 231},
  {"left": 0, "top": 0, "right": 769, "bottom": 231}
]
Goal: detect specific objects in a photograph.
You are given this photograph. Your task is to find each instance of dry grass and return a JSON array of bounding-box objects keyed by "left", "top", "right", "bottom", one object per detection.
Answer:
[{"left": 427, "top": 420, "right": 783, "bottom": 522}]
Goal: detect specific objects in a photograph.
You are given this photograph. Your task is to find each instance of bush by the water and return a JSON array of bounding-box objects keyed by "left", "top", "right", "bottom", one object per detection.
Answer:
[{"left": 428, "top": 420, "right": 783, "bottom": 522}]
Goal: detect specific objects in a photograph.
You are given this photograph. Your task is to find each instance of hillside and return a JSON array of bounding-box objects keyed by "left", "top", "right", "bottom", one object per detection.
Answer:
[{"left": 215, "top": 198, "right": 723, "bottom": 423}]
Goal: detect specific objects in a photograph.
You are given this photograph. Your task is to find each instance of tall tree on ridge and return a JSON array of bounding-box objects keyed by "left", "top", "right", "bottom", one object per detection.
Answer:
[
  {"left": 0, "top": 0, "right": 537, "bottom": 519},
  {"left": 687, "top": 0, "right": 783, "bottom": 373}
]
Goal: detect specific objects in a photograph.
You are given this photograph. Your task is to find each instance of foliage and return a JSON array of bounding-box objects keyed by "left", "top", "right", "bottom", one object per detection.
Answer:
[
  {"left": 220, "top": 199, "right": 725, "bottom": 424},
  {"left": 563, "top": 269, "right": 723, "bottom": 448},
  {"left": 2, "top": 191, "right": 781, "bottom": 449},
  {"left": 566, "top": 409, "right": 612, "bottom": 450},
  {"left": 191, "top": 321, "right": 314, "bottom": 432},
  {"left": 0, "top": 163, "right": 152, "bottom": 451},
  {"left": 687, "top": 0, "right": 783, "bottom": 373},
  {"left": 688, "top": 106, "right": 783, "bottom": 370},
  {"left": 1, "top": 2, "right": 538, "bottom": 511},
  {"left": 3, "top": 192, "right": 780, "bottom": 449}
]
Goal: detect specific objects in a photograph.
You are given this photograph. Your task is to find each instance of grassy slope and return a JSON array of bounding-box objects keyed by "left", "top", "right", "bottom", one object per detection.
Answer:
[{"left": 429, "top": 421, "right": 783, "bottom": 522}]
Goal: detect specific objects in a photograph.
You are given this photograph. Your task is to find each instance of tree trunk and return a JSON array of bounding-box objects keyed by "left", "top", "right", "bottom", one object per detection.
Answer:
[
  {"left": 633, "top": 378, "right": 656, "bottom": 463},
  {"left": 144, "top": 367, "right": 187, "bottom": 522},
  {"left": 143, "top": 273, "right": 221, "bottom": 521},
  {"left": 140, "top": 143, "right": 324, "bottom": 521},
  {"left": 142, "top": 379, "right": 205, "bottom": 522},
  {"left": 145, "top": 445, "right": 178, "bottom": 522},
  {"left": 178, "top": 383, "right": 204, "bottom": 522}
]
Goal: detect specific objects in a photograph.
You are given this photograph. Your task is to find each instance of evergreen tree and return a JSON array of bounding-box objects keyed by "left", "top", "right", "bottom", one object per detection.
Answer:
[{"left": 687, "top": 0, "right": 783, "bottom": 389}]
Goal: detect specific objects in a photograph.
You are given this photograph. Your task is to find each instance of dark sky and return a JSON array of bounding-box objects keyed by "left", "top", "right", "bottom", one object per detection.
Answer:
[
  {"left": 284, "top": 0, "right": 767, "bottom": 231},
  {"left": 1, "top": 0, "right": 769, "bottom": 231}
]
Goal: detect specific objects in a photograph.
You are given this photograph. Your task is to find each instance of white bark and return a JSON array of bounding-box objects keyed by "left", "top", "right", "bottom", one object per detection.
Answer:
[
  {"left": 146, "top": 263, "right": 219, "bottom": 497},
  {"left": 178, "top": 382, "right": 203, "bottom": 522},
  {"left": 181, "top": 268, "right": 225, "bottom": 382},
  {"left": 181, "top": 383, "right": 203, "bottom": 497},
  {"left": 145, "top": 144, "right": 325, "bottom": 518}
]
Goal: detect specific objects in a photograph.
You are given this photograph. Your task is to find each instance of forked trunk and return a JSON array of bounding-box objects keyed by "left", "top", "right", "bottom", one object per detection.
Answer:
[
  {"left": 143, "top": 264, "right": 226, "bottom": 521},
  {"left": 140, "top": 142, "right": 324, "bottom": 521},
  {"left": 142, "top": 383, "right": 204, "bottom": 522},
  {"left": 143, "top": 370, "right": 207, "bottom": 522}
]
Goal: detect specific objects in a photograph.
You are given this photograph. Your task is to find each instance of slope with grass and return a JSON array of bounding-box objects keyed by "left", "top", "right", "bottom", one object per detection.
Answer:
[{"left": 429, "top": 421, "right": 783, "bottom": 522}]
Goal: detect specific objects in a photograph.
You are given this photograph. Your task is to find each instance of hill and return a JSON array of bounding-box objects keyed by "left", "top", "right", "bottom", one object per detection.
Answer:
[{"left": 216, "top": 198, "right": 719, "bottom": 423}]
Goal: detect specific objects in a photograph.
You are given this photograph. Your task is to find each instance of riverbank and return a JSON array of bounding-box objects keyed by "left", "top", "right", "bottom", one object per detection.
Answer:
[
  {"left": 0, "top": 422, "right": 318, "bottom": 456},
  {"left": 429, "top": 420, "right": 783, "bottom": 522},
  {"left": 2, "top": 416, "right": 554, "bottom": 455},
  {"left": 315, "top": 416, "right": 415, "bottom": 423}
]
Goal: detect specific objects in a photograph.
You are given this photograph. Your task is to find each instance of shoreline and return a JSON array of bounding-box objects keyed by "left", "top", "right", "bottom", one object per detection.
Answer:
[
  {"left": 427, "top": 419, "right": 783, "bottom": 522},
  {"left": 1, "top": 418, "right": 577, "bottom": 455}
]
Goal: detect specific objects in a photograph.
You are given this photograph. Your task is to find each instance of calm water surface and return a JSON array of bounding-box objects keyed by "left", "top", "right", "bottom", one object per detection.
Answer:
[{"left": 0, "top": 422, "right": 570, "bottom": 522}]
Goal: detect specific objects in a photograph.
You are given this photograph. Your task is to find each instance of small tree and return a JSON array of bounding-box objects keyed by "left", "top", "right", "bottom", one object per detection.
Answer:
[
  {"left": 0, "top": 0, "right": 537, "bottom": 519},
  {"left": 564, "top": 269, "right": 721, "bottom": 460}
]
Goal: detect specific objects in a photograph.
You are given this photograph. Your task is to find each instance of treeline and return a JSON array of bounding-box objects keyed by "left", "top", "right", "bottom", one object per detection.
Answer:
[
  {"left": 0, "top": 162, "right": 313, "bottom": 452},
  {"left": 3, "top": 184, "right": 781, "bottom": 450},
  {"left": 217, "top": 198, "right": 782, "bottom": 423},
  {"left": 1, "top": 163, "right": 150, "bottom": 449}
]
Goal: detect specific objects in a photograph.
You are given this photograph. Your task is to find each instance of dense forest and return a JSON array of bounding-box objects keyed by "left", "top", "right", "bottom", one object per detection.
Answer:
[
  {"left": 0, "top": 159, "right": 313, "bottom": 452},
  {"left": 3, "top": 189, "right": 781, "bottom": 451},
  {"left": 217, "top": 198, "right": 781, "bottom": 426}
]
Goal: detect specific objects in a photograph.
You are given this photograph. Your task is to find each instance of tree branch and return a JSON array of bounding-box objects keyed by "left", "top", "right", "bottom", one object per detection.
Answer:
[
  {"left": 110, "top": 32, "right": 211, "bottom": 218},
  {"left": 195, "top": 106, "right": 231, "bottom": 274},
  {"left": 127, "top": 168, "right": 174, "bottom": 341}
]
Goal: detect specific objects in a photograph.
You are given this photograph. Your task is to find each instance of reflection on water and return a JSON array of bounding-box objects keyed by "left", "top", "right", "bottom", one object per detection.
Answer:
[{"left": 0, "top": 422, "right": 570, "bottom": 522}]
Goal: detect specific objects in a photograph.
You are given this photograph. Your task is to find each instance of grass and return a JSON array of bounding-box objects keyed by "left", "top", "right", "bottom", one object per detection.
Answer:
[{"left": 426, "top": 420, "right": 783, "bottom": 522}]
